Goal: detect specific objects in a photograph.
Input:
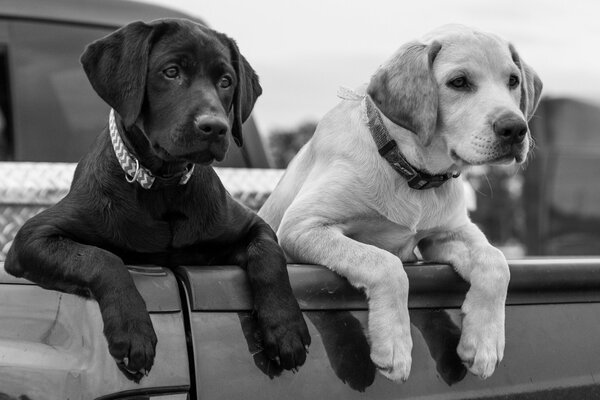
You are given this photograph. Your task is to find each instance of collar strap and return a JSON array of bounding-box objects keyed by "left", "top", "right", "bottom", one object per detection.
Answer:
[
  {"left": 363, "top": 96, "right": 459, "bottom": 190},
  {"left": 108, "top": 109, "right": 194, "bottom": 190}
]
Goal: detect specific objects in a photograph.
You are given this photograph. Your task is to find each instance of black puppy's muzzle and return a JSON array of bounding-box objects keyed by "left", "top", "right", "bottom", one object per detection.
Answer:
[
  {"left": 195, "top": 115, "right": 229, "bottom": 140},
  {"left": 156, "top": 114, "right": 230, "bottom": 164}
]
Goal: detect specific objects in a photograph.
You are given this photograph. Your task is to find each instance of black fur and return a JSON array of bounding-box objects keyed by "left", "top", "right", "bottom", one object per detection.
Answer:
[{"left": 5, "top": 18, "right": 309, "bottom": 382}]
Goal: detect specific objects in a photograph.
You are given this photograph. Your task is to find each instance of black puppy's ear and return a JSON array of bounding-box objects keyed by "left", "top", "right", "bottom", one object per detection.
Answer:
[
  {"left": 509, "top": 44, "right": 543, "bottom": 121},
  {"left": 222, "top": 36, "right": 262, "bottom": 147},
  {"left": 367, "top": 41, "right": 442, "bottom": 146},
  {"left": 80, "top": 21, "right": 156, "bottom": 127}
]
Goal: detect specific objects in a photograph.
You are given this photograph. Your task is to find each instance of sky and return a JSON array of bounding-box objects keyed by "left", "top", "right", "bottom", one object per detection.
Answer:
[{"left": 142, "top": 0, "right": 600, "bottom": 136}]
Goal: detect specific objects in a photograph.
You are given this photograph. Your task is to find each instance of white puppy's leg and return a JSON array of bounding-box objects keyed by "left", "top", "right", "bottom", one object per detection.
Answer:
[
  {"left": 419, "top": 223, "right": 509, "bottom": 379},
  {"left": 279, "top": 215, "right": 412, "bottom": 382}
]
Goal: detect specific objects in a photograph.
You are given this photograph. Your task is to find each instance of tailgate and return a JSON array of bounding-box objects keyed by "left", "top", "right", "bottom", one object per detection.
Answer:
[
  {"left": 0, "top": 263, "right": 189, "bottom": 400},
  {"left": 177, "top": 258, "right": 600, "bottom": 400}
]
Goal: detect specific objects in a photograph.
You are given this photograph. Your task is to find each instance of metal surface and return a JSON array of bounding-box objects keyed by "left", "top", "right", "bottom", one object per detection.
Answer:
[
  {"left": 0, "top": 163, "right": 284, "bottom": 205},
  {"left": 188, "top": 304, "right": 600, "bottom": 399},
  {"left": 177, "top": 258, "right": 600, "bottom": 312},
  {"left": 0, "top": 162, "right": 285, "bottom": 261},
  {"left": 0, "top": 204, "right": 47, "bottom": 257},
  {"left": 0, "top": 0, "right": 200, "bottom": 28},
  {"left": 0, "top": 162, "right": 75, "bottom": 204},
  {"left": 1, "top": 263, "right": 180, "bottom": 313},
  {"left": 0, "top": 264, "right": 189, "bottom": 400},
  {"left": 3, "top": 259, "right": 600, "bottom": 399}
]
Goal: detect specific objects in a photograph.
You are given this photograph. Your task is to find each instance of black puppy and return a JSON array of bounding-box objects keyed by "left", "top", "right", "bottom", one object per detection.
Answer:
[{"left": 5, "top": 19, "right": 310, "bottom": 382}]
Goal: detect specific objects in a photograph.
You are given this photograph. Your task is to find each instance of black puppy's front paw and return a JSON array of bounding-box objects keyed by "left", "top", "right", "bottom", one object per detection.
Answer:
[
  {"left": 259, "top": 303, "right": 311, "bottom": 371},
  {"left": 101, "top": 293, "right": 157, "bottom": 383}
]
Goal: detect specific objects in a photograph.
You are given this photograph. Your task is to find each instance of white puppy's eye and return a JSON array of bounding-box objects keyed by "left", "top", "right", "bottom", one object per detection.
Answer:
[
  {"left": 509, "top": 74, "right": 520, "bottom": 88},
  {"left": 448, "top": 76, "right": 469, "bottom": 90}
]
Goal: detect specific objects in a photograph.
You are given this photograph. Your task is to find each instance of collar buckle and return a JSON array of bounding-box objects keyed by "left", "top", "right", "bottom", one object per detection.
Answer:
[
  {"left": 125, "top": 158, "right": 140, "bottom": 184},
  {"left": 407, "top": 171, "right": 458, "bottom": 190}
]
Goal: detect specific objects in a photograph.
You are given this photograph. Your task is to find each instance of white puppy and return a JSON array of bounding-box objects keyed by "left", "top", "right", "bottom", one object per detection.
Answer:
[{"left": 259, "top": 25, "right": 542, "bottom": 381}]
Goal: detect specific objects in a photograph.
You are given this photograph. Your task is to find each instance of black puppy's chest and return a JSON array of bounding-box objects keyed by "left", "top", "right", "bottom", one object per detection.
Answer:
[
  {"left": 158, "top": 209, "right": 214, "bottom": 249},
  {"left": 128, "top": 181, "right": 228, "bottom": 251}
]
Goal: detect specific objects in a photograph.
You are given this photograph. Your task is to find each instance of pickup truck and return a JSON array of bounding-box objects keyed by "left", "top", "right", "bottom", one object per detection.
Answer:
[
  {"left": 2, "top": 1, "right": 600, "bottom": 400},
  {"left": 3, "top": 213, "right": 600, "bottom": 399}
]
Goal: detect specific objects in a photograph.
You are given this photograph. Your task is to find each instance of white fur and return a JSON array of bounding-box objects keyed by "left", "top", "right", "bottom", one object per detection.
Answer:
[{"left": 259, "top": 25, "right": 541, "bottom": 382}]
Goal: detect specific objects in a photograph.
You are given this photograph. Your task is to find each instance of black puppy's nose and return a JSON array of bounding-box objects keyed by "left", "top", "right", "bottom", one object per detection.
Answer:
[
  {"left": 493, "top": 115, "right": 528, "bottom": 144},
  {"left": 196, "top": 116, "right": 228, "bottom": 138}
]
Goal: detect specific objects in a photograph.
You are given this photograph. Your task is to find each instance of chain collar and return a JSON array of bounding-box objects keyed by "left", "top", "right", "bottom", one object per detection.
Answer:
[{"left": 108, "top": 109, "right": 194, "bottom": 190}]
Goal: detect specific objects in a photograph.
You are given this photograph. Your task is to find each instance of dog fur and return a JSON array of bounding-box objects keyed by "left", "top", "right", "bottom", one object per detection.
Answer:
[
  {"left": 6, "top": 19, "right": 310, "bottom": 382},
  {"left": 259, "top": 25, "right": 542, "bottom": 381}
]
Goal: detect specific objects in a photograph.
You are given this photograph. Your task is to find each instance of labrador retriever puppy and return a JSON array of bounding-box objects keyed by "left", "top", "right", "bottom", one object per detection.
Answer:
[
  {"left": 6, "top": 19, "right": 310, "bottom": 382},
  {"left": 259, "top": 25, "right": 542, "bottom": 381}
]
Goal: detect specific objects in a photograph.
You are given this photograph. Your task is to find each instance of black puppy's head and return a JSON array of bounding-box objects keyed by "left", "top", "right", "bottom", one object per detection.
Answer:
[{"left": 81, "top": 19, "right": 262, "bottom": 164}]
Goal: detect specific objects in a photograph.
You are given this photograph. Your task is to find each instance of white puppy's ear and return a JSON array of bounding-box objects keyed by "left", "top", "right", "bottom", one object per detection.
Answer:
[
  {"left": 367, "top": 41, "right": 442, "bottom": 146},
  {"left": 510, "top": 44, "right": 543, "bottom": 121}
]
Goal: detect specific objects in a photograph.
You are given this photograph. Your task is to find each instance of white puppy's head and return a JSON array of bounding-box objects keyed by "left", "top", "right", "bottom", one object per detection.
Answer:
[{"left": 367, "top": 24, "right": 543, "bottom": 168}]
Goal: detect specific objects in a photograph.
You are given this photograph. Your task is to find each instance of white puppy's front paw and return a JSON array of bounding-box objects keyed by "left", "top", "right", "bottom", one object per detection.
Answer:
[
  {"left": 369, "top": 320, "right": 413, "bottom": 382},
  {"left": 457, "top": 305, "right": 505, "bottom": 379}
]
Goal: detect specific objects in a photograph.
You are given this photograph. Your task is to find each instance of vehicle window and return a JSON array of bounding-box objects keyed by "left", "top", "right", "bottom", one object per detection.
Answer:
[
  {"left": 8, "top": 21, "right": 112, "bottom": 162},
  {"left": 5, "top": 20, "right": 263, "bottom": 167},
  {"left": 0, "top": 44, "right": 12, "bottom": 160}
]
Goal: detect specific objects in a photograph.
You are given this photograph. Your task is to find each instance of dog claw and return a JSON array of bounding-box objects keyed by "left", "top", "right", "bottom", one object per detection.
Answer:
[
  {"left": 126, "top": 366, "right": 138, "bottom": 374},
  {"left": 305, "top": 345, "right": 310, "bottom": 354},
  {"left": 378, "top": 365, "right": 393, "bottom": 374}
]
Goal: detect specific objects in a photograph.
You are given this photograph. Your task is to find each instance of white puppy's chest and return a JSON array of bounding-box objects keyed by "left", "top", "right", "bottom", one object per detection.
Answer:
[{"left": 346, "top": 178, "right": 465, "bottom": 260}]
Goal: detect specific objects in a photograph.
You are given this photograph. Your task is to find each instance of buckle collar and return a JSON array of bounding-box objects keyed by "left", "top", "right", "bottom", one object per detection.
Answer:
[
  {"left": 108, "top": 109, "right": 194, "bottom": 190},
  {"left": 363, "top": 96, "right": 459, "bottom": 190}
]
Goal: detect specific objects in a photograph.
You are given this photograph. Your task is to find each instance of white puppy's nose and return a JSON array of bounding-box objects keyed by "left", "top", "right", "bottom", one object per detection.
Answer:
[{"left": 493, "top": 115, "right": 528, "bottom": 144}]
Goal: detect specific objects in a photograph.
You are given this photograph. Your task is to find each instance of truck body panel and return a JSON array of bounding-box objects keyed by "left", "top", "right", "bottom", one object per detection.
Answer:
[
  {"left": 4, "top": 259, "right": 599, "bottom": 399},
  {"left": 191, "top": 305, "right": 600, "bottom": 399},
  {"left": 0, "top": 265, "right": 189, "bottom": 399}
]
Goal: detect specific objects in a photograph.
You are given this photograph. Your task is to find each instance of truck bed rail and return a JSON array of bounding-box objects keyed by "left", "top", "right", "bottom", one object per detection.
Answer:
[{"left": 0, "top": 162, "right": 284, "bottom": 260}]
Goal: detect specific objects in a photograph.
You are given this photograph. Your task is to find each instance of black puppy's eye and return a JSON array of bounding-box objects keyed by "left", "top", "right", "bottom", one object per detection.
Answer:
[
  {"left": 509, "top": 74, "right": 520, "bottom": 88},
  {"left": 219, "top": 75, "right": 233, "bottom": 88},
  {"left": 163, "top": 66, "right": 179, "bottom": 79},
  {"left": 448, "top": 76, "right": 469, "bottom": 90}
]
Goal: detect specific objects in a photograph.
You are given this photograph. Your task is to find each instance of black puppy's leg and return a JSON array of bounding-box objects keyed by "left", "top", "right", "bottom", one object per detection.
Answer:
[
  {"left": 5, "top": 219, "right": 157, "bottom": 382},
  {"left": 242, "top": 219, "right": 311, "bottom": 371},
  {"left": 237, "top": 312, "right": 283, "bottom": 379}
]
